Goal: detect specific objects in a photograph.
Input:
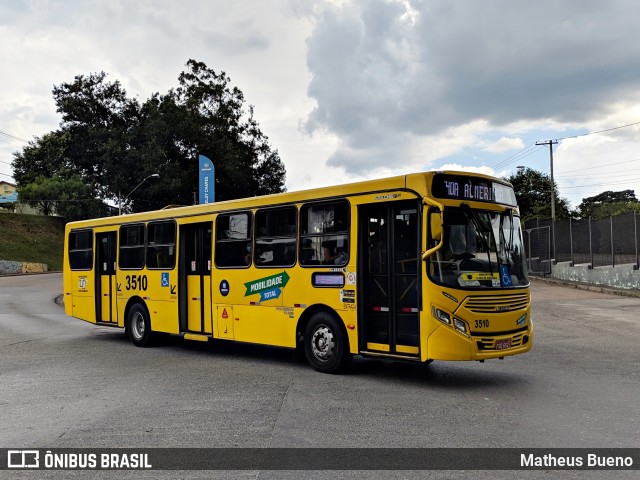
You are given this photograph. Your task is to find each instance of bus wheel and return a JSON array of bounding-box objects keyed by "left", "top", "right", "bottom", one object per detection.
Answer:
[
  {"left": 304, "top": 312, "right": 351, "bottom": 373},
  {"left": 128, "top": 303, "right": 152, "bottom": 347}
]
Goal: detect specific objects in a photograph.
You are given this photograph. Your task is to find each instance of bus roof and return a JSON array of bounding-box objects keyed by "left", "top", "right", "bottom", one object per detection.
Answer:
[{"left": 66, "top": 170, "right": 510, "bottom": 228}]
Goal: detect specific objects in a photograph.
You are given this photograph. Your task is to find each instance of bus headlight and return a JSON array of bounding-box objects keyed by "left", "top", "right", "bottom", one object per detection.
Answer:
[
  {"left": 454, "top": 318, "right": 469, "bottom": 337},
  {"left": 432, "top": 307, "right": 451, "bottom": 325},
  {"left": 516, "top": 313, "right": 527, "bottom": 325}
]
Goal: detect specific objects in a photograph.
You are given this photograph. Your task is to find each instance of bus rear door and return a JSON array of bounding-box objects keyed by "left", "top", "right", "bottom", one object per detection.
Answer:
[
  {"left": 95, "top": 231, "right": 118, "bottom": 324},
  {"left": 179, "top": 222, "right": 213, "bottom": 335}
]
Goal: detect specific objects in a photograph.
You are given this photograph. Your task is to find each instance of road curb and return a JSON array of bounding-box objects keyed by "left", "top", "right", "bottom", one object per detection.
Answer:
[
  {"left": 530, "top": 275, "right": 640, "bottom": 298},
  {"left": 0, "top": 271, "right": 61, "bottom": 277}
]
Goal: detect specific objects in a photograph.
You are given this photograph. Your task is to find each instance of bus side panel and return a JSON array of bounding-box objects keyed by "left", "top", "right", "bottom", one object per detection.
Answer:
[
  {"left": 146, "top": 269, "right": 180, "bottom": 334},
  {"left": 147, "top": 300, "right": 180, "bottom": 334},
  {"left": 69, "top": 270, "right": 96, "bottom": 323},
  {"left": 231, "top": 305, "right": 296, "bottom": 347},
  {"left": 211, "top": 268, "right": 294, "bottom": 347},
  {"left": 282, "top": 267, "right": 359, "bottom": 354},
  {"left": 114, "top": 269, "right": 180, "bottom": 334}
]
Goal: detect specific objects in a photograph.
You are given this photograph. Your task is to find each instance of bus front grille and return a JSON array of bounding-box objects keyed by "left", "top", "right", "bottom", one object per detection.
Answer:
[{"left": 464, "top": 293, "right": 529, "bottom": 313}]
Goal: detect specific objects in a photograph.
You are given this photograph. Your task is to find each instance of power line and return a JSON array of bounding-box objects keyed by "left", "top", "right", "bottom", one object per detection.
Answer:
[
  {"left": 559, "top": 177, "right": 640, "bottom": 189},
  {"left": 495, "top": 145, "right": 547, "bottom": 170},
  {"left": 492, "top": 143, "right": 538, "bottom": 169},
  {"left": 555, "top": 158, "right": 640, "bottom": 175},
  {"left": 555, "top": 169, "right": 640, "bottom": 180},
  {"left": 0, "top": 130, "right": 29, "bottom": 143},
  {"left": 553, "top": 120, "right": 640, "bottom": 142},
  {"left": 494, "top": 120, "right": 640, "bottom": 170},
  {"left": 9, "top": 199, "right": 100, "bottom": 202}
]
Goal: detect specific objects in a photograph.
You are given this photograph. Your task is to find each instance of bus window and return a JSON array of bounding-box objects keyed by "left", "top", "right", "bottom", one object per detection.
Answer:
[
  {"left": 255, "top": 207, "right": 296, "bottom": 267},
  {"left": 215, "top": 212, "right": 252, "bottom": 268},
  {"left": 146, "top": 221, "right": 176, "bottom": 269},
  {"left": 300, "top": 201, "right": 349, "bottom": 267},
  {"left": 119, "top": 224, "right": 145, "bottom": 270},
  {"left": 68, "top": 229, "right": 93, "bottom": 270}
]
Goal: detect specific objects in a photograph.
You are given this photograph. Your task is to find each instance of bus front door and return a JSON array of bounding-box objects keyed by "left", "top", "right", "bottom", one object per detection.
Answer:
[
  {"left": 95, "top": 231, "right": 117, "bottom": 324},
  {"left": 359, "top": 201, "right": 420, "bottom": 357},
  {"left": 179, "top": 222, "right": 213, "bottom": 334}
]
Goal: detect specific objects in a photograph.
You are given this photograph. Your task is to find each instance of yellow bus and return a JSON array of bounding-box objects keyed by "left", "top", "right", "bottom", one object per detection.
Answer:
[{"left": 63, "top": 171, "right": 532, "bottom": 373}]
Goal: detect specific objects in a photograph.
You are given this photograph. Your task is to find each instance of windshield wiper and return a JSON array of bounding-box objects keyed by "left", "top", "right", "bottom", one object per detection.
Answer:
[{"left": 499, "top": 208, "right": 516, "bottom": 259}]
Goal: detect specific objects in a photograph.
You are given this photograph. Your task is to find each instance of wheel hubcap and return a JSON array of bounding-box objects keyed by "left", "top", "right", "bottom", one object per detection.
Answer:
[
  {"left": 311, "top": 324, "right": 335, "bottom": 362},
  {"left": 132, "top": 312, "right": 145, "bottom": 339}
]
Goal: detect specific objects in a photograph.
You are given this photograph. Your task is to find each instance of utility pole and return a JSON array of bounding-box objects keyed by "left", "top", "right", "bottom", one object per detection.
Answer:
[
  {"left": 536, "top": 139, "right": 559, "bottom": 261},
  {"left": 535, "top": 140, "right": 559, "bottom": 220}
]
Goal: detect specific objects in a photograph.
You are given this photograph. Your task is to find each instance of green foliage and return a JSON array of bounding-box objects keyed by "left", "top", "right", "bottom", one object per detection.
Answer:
[
  {"left": 12, "top": 131, "right": 71, "bottom": 185},
  {"left": 12, "top": 59, "right": 286, "bottom": 217},
  {"left": 17, "top": 175, "right": 108, "bottom": 220},
  {"left": 576, "top": 190, "right": 639, "bottom": 219},
  {"left": 0, "top": 202, "right": 16, "bottom": 213},
  {"left": 505, "top": 168, "right": 571, "bottom": 221}
]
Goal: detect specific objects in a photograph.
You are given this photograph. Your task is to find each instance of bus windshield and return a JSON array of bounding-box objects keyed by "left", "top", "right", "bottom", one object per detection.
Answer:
[{"left": 430, "top": 207, "right": 528, "bottom": 289}]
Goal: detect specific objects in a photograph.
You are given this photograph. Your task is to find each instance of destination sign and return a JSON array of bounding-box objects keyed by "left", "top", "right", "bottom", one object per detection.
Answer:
[{"left": 431, "top": 174, "right": 518, "bottom": 206}]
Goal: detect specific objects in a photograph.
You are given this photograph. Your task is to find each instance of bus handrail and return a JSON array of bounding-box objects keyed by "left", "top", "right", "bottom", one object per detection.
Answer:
[{"left": 421, "top": 197, "right": 444, "bottom": 261}]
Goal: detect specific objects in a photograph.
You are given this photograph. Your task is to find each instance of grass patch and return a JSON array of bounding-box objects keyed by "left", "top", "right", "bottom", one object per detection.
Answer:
[{"left": 0, "top": 212, "right": 66, "bottom": 271}]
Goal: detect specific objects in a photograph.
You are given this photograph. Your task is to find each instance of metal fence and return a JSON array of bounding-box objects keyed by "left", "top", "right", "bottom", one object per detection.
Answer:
[
  {"left": 523, "top": 226, "right": 551, "bottom": 275},
  {"left": 524, "top": 212, "right": 640, "bottom": 271}
]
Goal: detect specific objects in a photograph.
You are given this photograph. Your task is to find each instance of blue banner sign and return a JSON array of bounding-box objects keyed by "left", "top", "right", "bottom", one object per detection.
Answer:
[{"left": 199, "top": 155, "right": 214, "bottom": 204}]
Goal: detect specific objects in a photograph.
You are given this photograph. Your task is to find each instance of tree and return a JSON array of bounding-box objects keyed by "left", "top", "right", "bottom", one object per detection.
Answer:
[
  {"left": 12, "top": 131, "right": 72, "bottom": 186},
  {"left": 576, "top": 190, "right": 638, "bottom": 219},
  {"left": 505, "top": 168, "right": 571, "bottom": 221},
  {"left": 16, "top": 175, "right": 108, "bottom": 220},
  {"left": 12, "top": 59, "right": 286, "bottom": 217}
]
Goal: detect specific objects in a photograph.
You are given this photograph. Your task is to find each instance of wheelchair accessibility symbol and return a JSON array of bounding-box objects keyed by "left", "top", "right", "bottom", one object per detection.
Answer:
[
  {"left": 161, "top": 272, "right": 170, "bottom": 287},
  {"left": 499, "top": 264, "right": 512, "bottom": 287}
]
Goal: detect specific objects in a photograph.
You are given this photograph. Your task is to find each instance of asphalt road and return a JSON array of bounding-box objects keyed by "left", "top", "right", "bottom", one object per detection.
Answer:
[{"left": 1, "top": 273, "right": 639, "bottom": 479}]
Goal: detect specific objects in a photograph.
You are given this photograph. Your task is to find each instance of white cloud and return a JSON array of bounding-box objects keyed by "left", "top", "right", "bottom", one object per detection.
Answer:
[
  {"left": 304, "top": 0, "right": 640, "bottom": 176},
  {"left": 433, "top": 163, "right": 496, "bottom": 177},
  {"left": 484, "top": 137, "right": 525, "bottom": 154},
  {"left": 554, "top": 129, "right": 640, "bottom": 209},
  {"left": 2, "top": 0, "right": 640, "bottom": 211},
  {"left": 0, "top": 0, "right": 316, "bottom": 187}
]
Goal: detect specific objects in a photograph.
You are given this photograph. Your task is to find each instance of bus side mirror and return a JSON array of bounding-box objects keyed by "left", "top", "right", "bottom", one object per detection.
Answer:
[{"left": 430, "top": 211, "right": 442, "bottom": 242}]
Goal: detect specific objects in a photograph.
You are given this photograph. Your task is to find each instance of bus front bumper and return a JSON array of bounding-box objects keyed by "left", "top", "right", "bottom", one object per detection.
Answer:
[{"left": 425, "top": 322, "right": 533, "bottom": 362}]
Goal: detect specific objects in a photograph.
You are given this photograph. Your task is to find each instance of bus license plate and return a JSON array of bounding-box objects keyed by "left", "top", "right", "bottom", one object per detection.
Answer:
[{"left": 495, "top": 339, "right": 512, "bottom": 350}]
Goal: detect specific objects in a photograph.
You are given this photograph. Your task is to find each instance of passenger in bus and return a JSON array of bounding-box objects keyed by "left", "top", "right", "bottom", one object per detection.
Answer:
[
  {"left": 301, "top": 238, "right": 317, "bottom": 264},
  {"left": 154, "top": 247, "right": 173, "bottom": 269},
  {"left": 244, "top": 243, "right": 252, "bottom": 266},
  {"left": 322, "top": 241, "right": 347, "bottom": 265},
  {"left": 255, "top": 246, "right": 274, "bottom": 265},
  {"left": 332, "top": 247, "right": 348, "bottom": 265}
]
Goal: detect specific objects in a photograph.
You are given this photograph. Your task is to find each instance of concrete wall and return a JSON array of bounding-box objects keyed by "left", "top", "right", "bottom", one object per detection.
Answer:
[
  {"left": 0, "top": 260, "right": 48, "bottom": 275},
  {"left": 551, "top": 261, "right": 640, "bottom": 290}
]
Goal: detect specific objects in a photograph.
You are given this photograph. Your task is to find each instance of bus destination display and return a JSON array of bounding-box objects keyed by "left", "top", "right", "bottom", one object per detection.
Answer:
[{"left": 432, "top": 174, "right": 517, "bottom": 206}]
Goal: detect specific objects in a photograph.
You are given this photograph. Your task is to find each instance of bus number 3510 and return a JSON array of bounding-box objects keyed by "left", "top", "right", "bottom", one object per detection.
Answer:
[{"left": 125, "top": 275, "right": 148, "bottom": 291}]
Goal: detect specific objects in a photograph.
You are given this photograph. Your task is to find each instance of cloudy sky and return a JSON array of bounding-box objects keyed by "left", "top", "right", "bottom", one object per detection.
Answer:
[{"left": 2, "top": 0, "right": 640, "bottom": 209}]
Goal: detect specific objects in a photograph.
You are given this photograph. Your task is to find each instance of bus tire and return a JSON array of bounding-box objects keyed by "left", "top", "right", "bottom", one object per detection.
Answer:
[
  {"left": 304, "top": 312, "right": 351, "bottom": 373},
  {"left": 127, "top": 303, "right": 152, "bottom": 347}
]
